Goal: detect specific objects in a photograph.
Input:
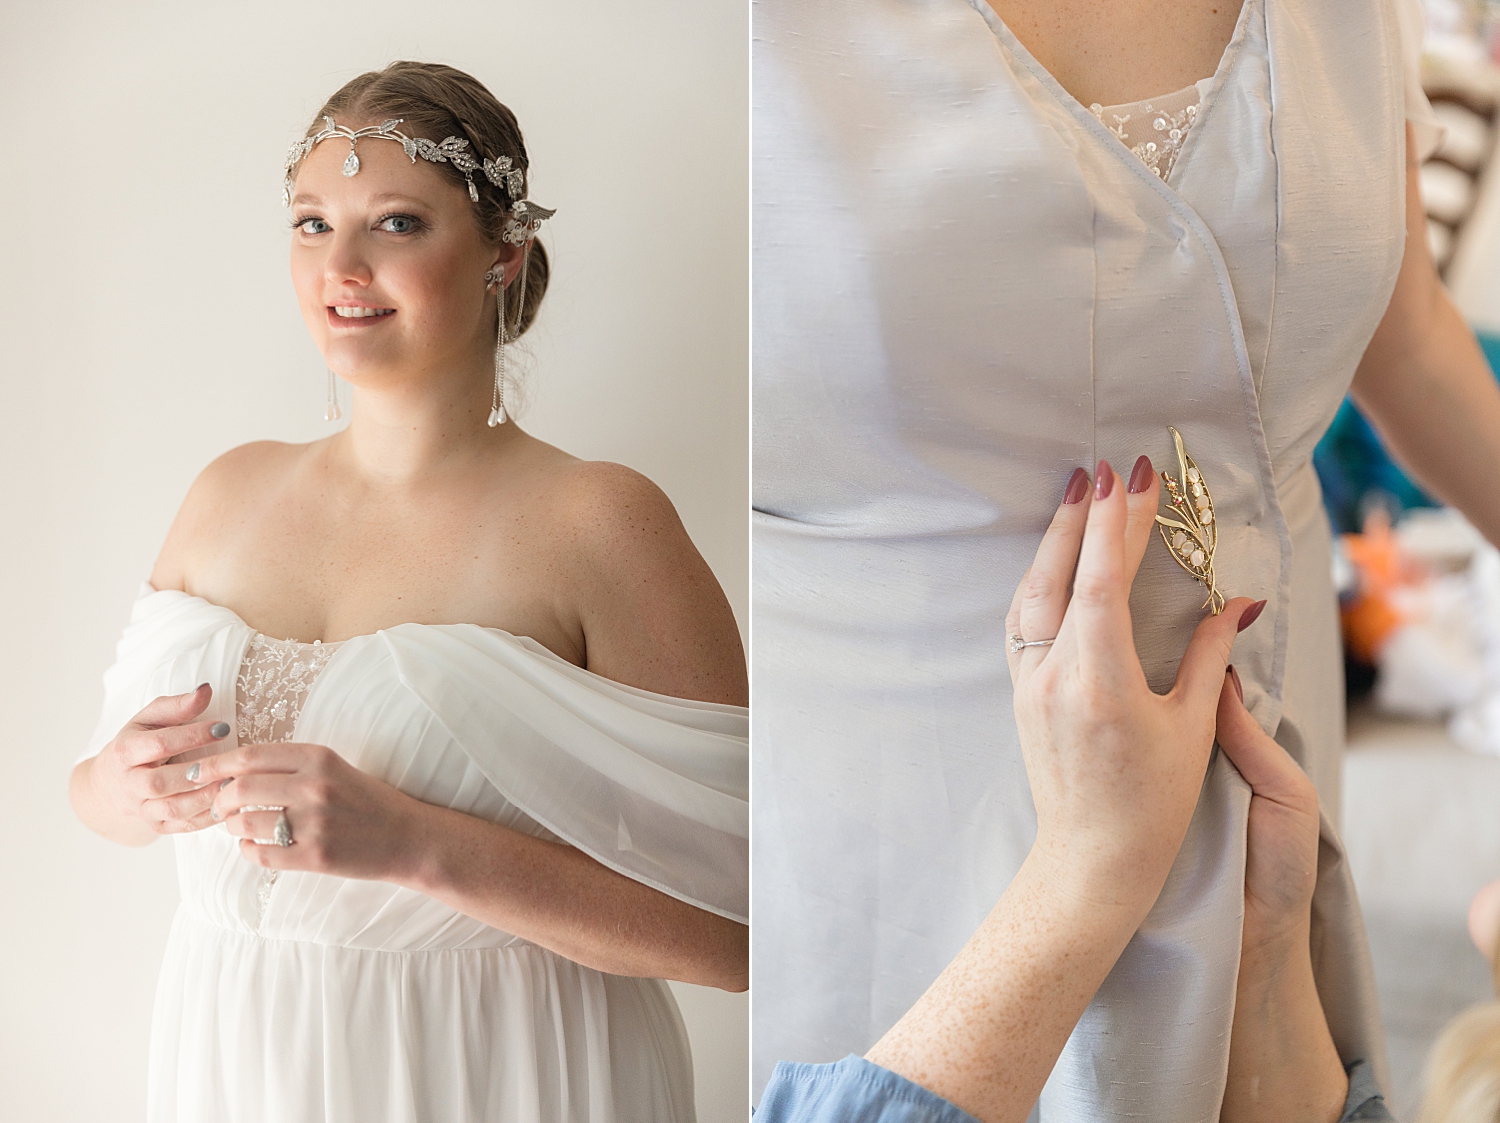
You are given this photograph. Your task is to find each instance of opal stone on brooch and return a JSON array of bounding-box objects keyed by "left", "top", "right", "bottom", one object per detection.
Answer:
[{"left": 1154, "top": 427, "right": 1226, "bottom": 614}]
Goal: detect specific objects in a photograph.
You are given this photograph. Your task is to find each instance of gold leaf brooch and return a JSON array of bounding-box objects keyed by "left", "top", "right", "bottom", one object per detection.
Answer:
[{"left": 1154, "top": 427, "right": 1225, "bottom": 614}]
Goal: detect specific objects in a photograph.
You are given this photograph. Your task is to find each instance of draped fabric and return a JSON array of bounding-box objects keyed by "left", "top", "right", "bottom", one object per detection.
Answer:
[
  {"left": 752, "top": 0, "right": 1418, "bottom": 1115},
  {"left": 83, "top": 587, "right": 748, "bottom": 1122}
]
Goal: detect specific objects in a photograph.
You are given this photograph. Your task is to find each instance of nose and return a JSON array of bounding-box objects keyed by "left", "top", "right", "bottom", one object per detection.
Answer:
[{"left": 323, "top": 230, "right": 373, "bottom": 290}]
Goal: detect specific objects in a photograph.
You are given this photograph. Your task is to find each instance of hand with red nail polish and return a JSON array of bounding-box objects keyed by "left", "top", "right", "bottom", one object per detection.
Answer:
[
  {"left": 998, "top": 454, "right": 1261, "bottom": 906},
  {"left": 869, "top": 458, "right": 1265, "bottom": 1123}
]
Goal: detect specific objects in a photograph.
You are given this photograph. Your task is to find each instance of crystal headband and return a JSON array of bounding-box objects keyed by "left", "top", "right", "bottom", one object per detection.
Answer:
[{"left": 283, "top": 116, "right": 555, "bottom": 244}]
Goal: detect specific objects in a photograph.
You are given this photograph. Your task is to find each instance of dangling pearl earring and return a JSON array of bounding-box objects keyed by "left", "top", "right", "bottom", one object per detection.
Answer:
[
  {"left": 484, "top": 267, "right": 508, "bottom": 427},
  {"left": 325, "top": 368, "right": 342, "bottom": 422}
]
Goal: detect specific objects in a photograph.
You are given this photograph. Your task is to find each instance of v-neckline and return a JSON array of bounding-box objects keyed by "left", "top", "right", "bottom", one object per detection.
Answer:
[{"left": 968, "top": 0, "right": 1260, "bottom": 193}]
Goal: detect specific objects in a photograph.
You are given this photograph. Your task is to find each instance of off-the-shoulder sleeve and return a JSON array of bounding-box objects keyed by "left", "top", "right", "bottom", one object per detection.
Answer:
[
  {"left": 383, "top": 623, "right": 749, "bottom": 924},
  {"left": 77, "top": 586, "right": 248, "bottom": 764},
  {"left": 1395, "top": 0, "right": 1444, "bottom": 160},
  {"left": 756, "top": 1056, "right": 981, "bottom": 1123}
]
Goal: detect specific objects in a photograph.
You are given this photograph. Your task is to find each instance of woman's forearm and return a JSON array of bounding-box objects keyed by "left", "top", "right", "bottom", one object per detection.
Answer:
[
  {"left": 1351, "top": 137, "right": 1500, "bottom": 547},
  {"left": 391, "top": 797, "right": 748, "bottom": 990},
  {"left": 1222, "top": 922, "right": 1347, "bottom": 1123},
  {"left": 1352, "top": 286, "right": 1500, "bottom": 546},
  {"left": 864, "top": 850, "right": 1159, "bottom": 1123}
]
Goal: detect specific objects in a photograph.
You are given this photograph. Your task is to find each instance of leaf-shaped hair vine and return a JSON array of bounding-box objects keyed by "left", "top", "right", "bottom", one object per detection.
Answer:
[
  {"left": 1154, "top": 427, "right": 1225, "bottom": 614},
  {"left": 282, "top": 116, "right": 554, "bottom": 225}
]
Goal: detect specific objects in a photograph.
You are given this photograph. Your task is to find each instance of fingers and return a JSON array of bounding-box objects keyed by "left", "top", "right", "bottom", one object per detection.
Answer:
[
  {"left": 1067, "top": 460, "right": 1134, "bottom": 667},
  {"left": 123, "top": 719, "right": 232, "bottom": 771},
  {"left": 1122, "top": 454, "right": 1161, "bottom": 585},
  {"left": 1007, "top": 466, "right": 1091, "bottom": 676},
  {"left": 1213, "top": 667, "right": 1317, "bottom": 809},
  {"left": 194, "top": 742, "right": 306, "bottom": 788},
  {"left": 130, "top": 684, "right": 212, "bottom": 733},
  {"left": 224, "top": 808, "right": 293, "bottom": 844},
  {"left": 1169, "top": 596, "right": 1263, "bottom": 712},
  {"left": 141, "top": 783, "right": 220, "bottom": 831}
]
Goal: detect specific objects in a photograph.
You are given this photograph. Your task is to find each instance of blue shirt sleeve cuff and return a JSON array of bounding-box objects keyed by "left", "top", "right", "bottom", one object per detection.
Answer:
[
  {"left": 756, "top": 1055, "right": 984, "bottom": 1123},
  {"left": 1342, "top": 1058, "right": 1394, "bottom": 1122}
]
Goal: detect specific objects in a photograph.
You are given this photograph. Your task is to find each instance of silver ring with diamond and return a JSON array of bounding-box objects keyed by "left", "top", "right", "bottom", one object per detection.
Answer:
[
  {"left": 242, "top": 805, "right": 291, "bottom": 847},
  {"left": 1009, "top": 634, "right": 1056, "bottom": 654}
]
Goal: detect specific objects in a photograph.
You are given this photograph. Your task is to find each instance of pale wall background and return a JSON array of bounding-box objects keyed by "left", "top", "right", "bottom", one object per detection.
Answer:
[{"left": 0, "top": 1, "right": 748, "bottom": 1119}]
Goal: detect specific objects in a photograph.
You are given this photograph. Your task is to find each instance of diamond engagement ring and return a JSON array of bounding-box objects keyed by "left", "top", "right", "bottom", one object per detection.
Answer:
[
  {"left": 1009, "top": 635, "right": 1056, "bottom": 654},
  {"left": 242, "top": 805, "right": 293, "bottom": 847}
]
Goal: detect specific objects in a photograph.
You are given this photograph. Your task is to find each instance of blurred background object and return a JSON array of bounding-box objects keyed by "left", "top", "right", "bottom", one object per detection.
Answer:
[{"left": 1327, "top": 4, "right": 1500, "bottom": 1115}]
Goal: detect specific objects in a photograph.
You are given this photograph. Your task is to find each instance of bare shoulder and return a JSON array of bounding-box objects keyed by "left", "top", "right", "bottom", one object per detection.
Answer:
[
  {"left": 546, "top": 459, "right": 688, "bottom": 550},
  {"left": 539, "top": 459, "right": 746, "bottom": 705},
  {"left": 149, "top": 440, "right": 313, "bottom": 592}
]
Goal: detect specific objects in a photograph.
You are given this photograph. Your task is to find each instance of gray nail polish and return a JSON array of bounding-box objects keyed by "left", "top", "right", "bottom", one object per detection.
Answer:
[
  {"left": 220, "top": 778, "right": 234, "bottom": 790},
  {"left": 210, "top": 722, "right": 230, "bottom": 739},
  {"left": 210, "top": 807, "right": 220, "bottom": 821},
  {"left": 186, "top": 763, "right": 201, "bottom": 783}
]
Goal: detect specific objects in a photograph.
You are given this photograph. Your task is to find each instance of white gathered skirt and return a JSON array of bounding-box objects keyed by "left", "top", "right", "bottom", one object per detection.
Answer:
[
  {"left": 84, "top": 588, "right": 749, "bottom": 1123},
  {"left": 150, "top": 910, "right": 694, "bottom": 1122}
]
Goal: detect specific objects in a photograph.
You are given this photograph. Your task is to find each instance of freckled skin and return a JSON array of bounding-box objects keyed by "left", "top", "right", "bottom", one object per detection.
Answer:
[{"left": 986, "top": 0, "right": 1244, "bottom": 107}]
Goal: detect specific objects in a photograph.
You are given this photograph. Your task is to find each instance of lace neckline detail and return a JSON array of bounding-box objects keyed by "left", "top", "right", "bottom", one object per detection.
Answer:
[
  {"left": 233, "top": 633, "right": 343, "bottom": 927},
  {"left": 1089, "top": 77, "right": 1213, "bottom": 182},
  {"left": 235, "top": 634, "right": 344, "bottom": 746}
]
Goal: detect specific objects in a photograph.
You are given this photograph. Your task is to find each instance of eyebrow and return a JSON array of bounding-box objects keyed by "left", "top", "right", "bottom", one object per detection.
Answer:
[{"left": 291, "top": 192, "right": 434, "bottom": 209}]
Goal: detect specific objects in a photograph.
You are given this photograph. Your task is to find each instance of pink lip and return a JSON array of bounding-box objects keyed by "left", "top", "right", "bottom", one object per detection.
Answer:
[{"left": 326, "top": 304, "right": 396, "bottom": 328}]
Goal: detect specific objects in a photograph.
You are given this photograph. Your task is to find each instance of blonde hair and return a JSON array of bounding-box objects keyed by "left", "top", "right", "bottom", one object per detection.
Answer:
[{"left": 1418, "top": 933, "right": 1500, "bottom": 1123}]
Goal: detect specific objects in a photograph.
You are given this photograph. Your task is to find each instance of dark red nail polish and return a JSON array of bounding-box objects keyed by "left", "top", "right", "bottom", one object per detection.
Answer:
[
  {"left": 1228, "top": 664, "right": 1243, "bottom": 702},
  {"left": 1128, "top": 455, "right": 1154, "bottom": 494},
  {"left": 1095, "top": 460, "right": 1114, "bottom": 499},
  {"left": 1063, "top": 467, "right": 1089, "bottom": 504},
  {"left": 1237, "top": 600, "right": 1267, "bottom": 632}
]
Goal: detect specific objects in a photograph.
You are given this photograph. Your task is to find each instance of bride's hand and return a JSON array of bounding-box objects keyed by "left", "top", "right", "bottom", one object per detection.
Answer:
[
  {"left": 1007, "top": 458, "right": 1264, "bottom": 909},
  {"left": 197, "top": 742, "right": 418, "bottom": 880},
  {"left": 91, "top": 684, "right": 232, "bottom": 834}
]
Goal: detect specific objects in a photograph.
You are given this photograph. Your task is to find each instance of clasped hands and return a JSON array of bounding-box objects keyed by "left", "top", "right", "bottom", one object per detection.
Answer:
[{"left": 90, "top": 686, "right": 415, "bottom": 880}]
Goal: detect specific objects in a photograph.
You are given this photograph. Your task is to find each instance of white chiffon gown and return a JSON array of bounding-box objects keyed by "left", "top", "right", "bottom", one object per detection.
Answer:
[{"left": 82, "top": 586, "right": 749, "bottom": 1123}]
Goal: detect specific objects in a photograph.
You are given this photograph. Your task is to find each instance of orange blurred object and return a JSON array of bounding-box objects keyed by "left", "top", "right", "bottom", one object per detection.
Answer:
[{"left": 1340, "top": 507, "right": 1423, "bottom": 663}]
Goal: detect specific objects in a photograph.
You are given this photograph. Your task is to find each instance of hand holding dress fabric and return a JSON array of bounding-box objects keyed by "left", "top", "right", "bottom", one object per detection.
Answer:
[
  {"left": 861, "top": 460, "right": 1261, "bottom": 1123},
  {"left": 76, "top": 683, "right": 231, "bottom": 842},
  {"left": 1005, "top": 459, "right": 1260, "bottom": 911},
  {"left": 1215, "top": 676, "right": 1353, "bottom": 1123}
]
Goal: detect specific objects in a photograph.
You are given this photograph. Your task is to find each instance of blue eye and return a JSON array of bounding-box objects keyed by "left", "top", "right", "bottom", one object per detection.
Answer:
[
  {"left": 378, "top": 214, "right": 419, "bottom": 234},
  {"left": 294, "top": 217, "right": 331, "bottom": 235}
]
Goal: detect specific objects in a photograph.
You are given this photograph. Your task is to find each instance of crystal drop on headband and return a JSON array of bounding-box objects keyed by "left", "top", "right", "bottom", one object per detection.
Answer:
[{"left": 282, "top": 116, "right": 554, "bottom": 241}]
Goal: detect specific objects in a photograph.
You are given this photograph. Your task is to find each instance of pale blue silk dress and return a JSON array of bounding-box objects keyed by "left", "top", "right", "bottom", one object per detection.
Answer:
[{"left": 753, "top": 0, "right": 1436, "bottom": 1116}]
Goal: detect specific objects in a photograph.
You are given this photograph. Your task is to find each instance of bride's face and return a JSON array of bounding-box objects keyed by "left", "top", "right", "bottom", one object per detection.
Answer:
[{"left": 287, "top": 126, "right": 521, "bottom": 390}]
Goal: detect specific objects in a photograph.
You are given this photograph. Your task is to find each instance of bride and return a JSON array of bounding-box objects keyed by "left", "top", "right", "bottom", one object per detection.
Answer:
[{"left": 66, "top": 61, "right": 748, "bottom": 1123}]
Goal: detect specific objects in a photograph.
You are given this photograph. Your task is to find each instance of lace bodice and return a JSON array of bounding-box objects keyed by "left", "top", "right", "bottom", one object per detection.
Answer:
[
  {"left": 235, "top": 634, "right": 343, "bottom": 745},
  {"left": 233, "top": 633, "right": 342, "bottom": 921},
  {"left": 1090, "top": 78, "right": 1213, "bottom": 181}
]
